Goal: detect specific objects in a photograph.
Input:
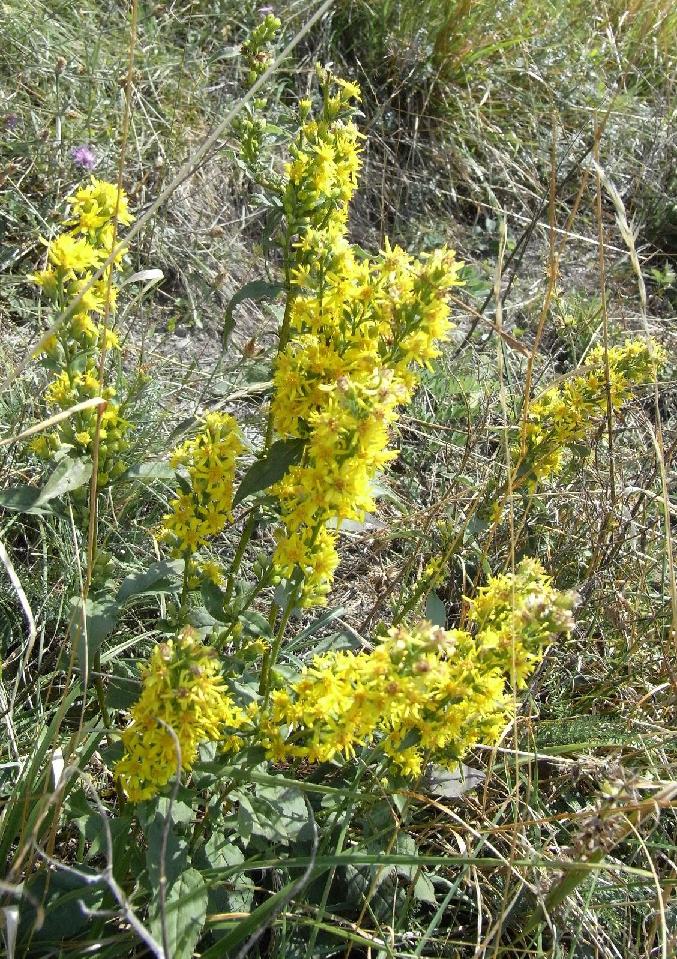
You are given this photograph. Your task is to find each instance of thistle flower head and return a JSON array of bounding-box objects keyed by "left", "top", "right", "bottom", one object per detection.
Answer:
[{"left": 71, "top": 144, "right": 97, "bottom": 171}]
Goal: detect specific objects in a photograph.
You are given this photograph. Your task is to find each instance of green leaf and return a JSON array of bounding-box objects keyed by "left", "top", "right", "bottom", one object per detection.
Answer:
[
  {"left": 201, "top": 579, "right": 227, "bottom": 622},
  {"left": 142, "top": 796, "right": 193, "bottom": 890},
  {"left": 66, "top": 789, "right": 134, "bottom": 863},
  {"left": 294, "top": 607, "right": 346, "bottom": 644},
  {"left": 201, "top": 874, "right": 304, "bottom": 958},
  {"left": 0, "top": 484, "right": 42, "bottom": 513},
  {"left": 235, "top": 779, "right": 308, "bottom": 845},
  {"left": 117, "top": 559, "right": 185, "bottom": 602},
  {"left": 149, "top": 868, "right": 207, "bottom": 959},
  {"left": 223, "top": 280, "right": 284, "bottom": 345},
  {"left": 239, "top": 609, "right": 273, "bottom": 640},
  {"left": 119, "top": 461, "right": 175, "bottom": 483},
  {"left": 104, "top": 661, "right": 141, "bottom": 709},
  {"left": 194, "top": 832, "right": 254, "bottom": 918},
  {"left": 167, "top": 415, "right": 198, "bottom": 445},
  {"left": 232, "top": 438, "right": 305, "bottom": 507},
  {"left": 40, "top": 457, "right": 92, "bottom": 501},
  {"left": 422, "top": 763, "right": 485, "bottom": 798},
  {"left": 425, "top": 591, "right": 446, "bottom": 627},
  {"left": 0, "top": 457, "right": 92, "bottom": 515},
  {"left": 18, "top": 871, "right": 105, "bottom": 945},
  {"left": 413, "top": 871, "right": 438, "bottom": 905},
  {"left": 69, "top": 592, "right": 120, "bottom": 674}
]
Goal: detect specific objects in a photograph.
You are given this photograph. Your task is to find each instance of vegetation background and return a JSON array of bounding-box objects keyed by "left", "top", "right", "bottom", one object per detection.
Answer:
[{"left": 0, "top": 0, "right": 675, "bottom": 957}]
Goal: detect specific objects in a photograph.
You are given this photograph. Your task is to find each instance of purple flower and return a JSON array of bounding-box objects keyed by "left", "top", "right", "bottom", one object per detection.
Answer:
[
  {"left": 71, "top": 144, "right": 97, "bottom": 170},
  {"left": 4, "top": 113, "right": 20, "bottom": 131}
]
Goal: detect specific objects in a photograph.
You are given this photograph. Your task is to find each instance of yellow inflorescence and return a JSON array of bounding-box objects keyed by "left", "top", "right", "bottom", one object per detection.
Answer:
[
  {"left": 520, "top": 338, "right": 665, "bottom": 484},
  {"left": 115, "top": 629, "right": 248, "bottom": 802},
  {"left": 160, "top": 412, "right": 244, "bottom": 556},
  {"left": 28, "top": 177, "right": 135, "bottom": 484},
  {"left": 468, "top": 556, "right": 577, "bottom": 686},
  {"left": 270, "top": 69, "right": 463, "bottom": 605},
  {"left": 259, "top": 559, "right": 576, "bottom": 776}
]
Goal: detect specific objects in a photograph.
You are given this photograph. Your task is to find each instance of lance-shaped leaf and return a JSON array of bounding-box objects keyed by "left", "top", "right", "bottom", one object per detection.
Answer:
[
  {"left": 117, "top": 559, "right": 185, "bottom": 603},
  {"left": 223, "top": 280, "right": 284, "bottom": 345},
  {"left": 0, "top": 457, "right": 92, "bottom": 515},
  {"left": 70, "top": 592, "right": 120, "bottom": 675},
  {"left": 233, "top": 438, "right": 305, "bottom": 507}
]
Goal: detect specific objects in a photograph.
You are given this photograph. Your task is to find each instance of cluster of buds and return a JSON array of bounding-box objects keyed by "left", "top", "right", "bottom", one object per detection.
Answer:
[{"left": 236, "top": 13, "right": 282, "bottom": 172}]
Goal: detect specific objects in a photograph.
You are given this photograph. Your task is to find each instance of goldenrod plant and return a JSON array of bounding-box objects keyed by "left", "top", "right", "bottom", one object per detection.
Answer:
[
  {"left": 517, "top": 339, "right": 666, "bottom": 485},
  {"left": 1, "top": 6, "right": 674, "bottom": 958},
  {"left": 28, "top": 178, "right": 135, "bottom": 484},
  {"left": 260, "top": 560, "right": 577, "bottom": 776}
]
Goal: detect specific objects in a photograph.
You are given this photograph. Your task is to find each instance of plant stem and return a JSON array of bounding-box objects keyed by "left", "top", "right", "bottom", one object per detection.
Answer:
[
  {"left": 179, "top": 555, "right": 192, "bottom": 623},
  {"left": 227, "top": 228, "right": 296, "bottom": 589},
  {"left": 259, "top": 591, "right": 296, "bottom": 702},
  {"left": 224, "top": 510, "right": 258, "bottom": 603}
]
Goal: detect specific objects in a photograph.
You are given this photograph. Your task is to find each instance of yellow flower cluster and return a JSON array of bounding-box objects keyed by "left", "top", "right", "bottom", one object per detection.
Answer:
[
  {"left": 160, "top": 412, "right": 244, "bottom": 556},
  {"left": 468, "top": 556, "right": 577, "bottom": 687},
  {"left": 270, "top": 71, "right": 462, "bottom": 605},
  {"left": 34, "top": 370, "right": 131, "bottom": 485},
  {"left": 520, "top": 338, "right": 665, "bottom": 484},
  {"left": 115, "top": 628, "right": 247, "bottom": 802},
  {"left": 28, "top": 177, "right": 134, "bottom": 483},
  {"left": 260, "top": 559, "right": 575, "bottom": 777},
  {"left": 281, "top": 67, "right": 362, "bottom": 240}
]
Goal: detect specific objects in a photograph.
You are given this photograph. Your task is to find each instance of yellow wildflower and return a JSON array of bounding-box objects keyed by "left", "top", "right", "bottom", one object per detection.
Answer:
[
  {"left": 258, "top": 559, "right": 576, "bottom": 776},
  {"left": 268, "top": 71, "right": 462, "bottom": 605},
  {"left": 27, "top": 179, "right": 135, "bottom": 481},
  {"left": 68, "top": 176, "right": 134, "bottom": 234},
  {"left": 161, "top": 412, "right": 244, "bottom": 556},
  {"left": 520, "top": 338, "right": 666, "bottom": 484},
  {"left": 115, "top": 629, "right": 248, "bottom": 802},
  {"left": 46, "top": 233, "right": 102, "bottom": 274}
]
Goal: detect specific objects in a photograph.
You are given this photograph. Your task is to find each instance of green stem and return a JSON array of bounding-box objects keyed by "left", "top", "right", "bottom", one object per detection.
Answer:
[
  {"left": 179, "top": 555, "right": 193, "bottom": 623},
  {"left": 92, "top": 650, "right": 126, "bottom": 805},
  {"left": 393, "top": 514, "right": 471, "bottom": 625},
  {"left": 264, "top": 225, "right": 295, "bottom": 451},
  {"left": 259, "top": 590, "right": 296, "bottom": 702},
  {"left": 304, "top": 759, "right": 371, "bottom": 959},
  {"left": 215, "top": 566, "right": 274, "bottom": 651},
  {"left": 228, "top": 227, "right": 296, "bottom": 588},
  {"left": 224, "top": 510, "right": 258, "bottom": 604}
]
